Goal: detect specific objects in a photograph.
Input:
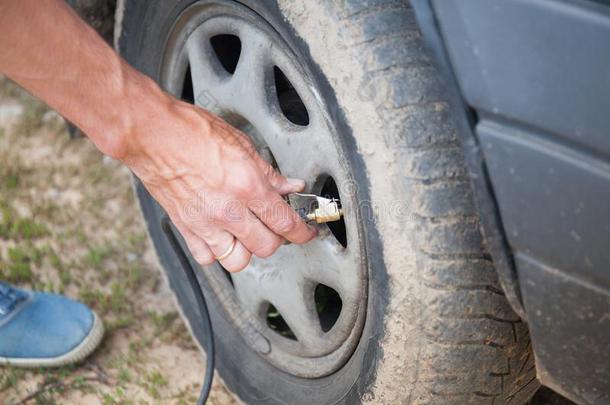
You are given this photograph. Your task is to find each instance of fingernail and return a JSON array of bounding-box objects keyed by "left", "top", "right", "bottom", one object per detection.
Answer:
[{"left": 287, "top": 177, "right": 306, "bottom": 191}]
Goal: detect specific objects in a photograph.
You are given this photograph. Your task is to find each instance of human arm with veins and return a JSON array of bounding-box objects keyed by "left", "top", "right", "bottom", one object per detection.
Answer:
[{"left": 0, "top": 0, "right": 317, "bottom": 272}]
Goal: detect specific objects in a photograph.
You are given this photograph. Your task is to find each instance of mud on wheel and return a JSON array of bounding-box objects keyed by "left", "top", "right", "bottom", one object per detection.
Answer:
[{"left": 120, "top": 1, "right": 539, "bottom": 404}]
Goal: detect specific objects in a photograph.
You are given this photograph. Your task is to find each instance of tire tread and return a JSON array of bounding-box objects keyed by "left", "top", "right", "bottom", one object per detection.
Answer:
[{"left": 336, "top": 1, "right": 538, "bottom": 403}]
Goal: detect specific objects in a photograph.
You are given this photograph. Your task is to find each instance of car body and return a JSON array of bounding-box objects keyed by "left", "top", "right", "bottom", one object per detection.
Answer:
[{"left": 412, "top": 1, "right": 610, "bottom": 403}]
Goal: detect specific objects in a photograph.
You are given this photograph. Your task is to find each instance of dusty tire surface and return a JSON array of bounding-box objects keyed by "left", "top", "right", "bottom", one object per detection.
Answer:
[{"left": 120, "top": 0, "right": 539, "bottom": 404}]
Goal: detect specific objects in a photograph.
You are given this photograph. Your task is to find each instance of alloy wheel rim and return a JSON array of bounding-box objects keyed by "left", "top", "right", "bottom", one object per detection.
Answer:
[{"left": 160, "top": 1, "right": 368, "bottom": 377}]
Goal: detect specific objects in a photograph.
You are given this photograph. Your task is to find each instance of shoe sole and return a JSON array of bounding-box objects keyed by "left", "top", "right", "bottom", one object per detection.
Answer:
[{"left": 0, "top": 311, "right": 104, "bottom": 368}]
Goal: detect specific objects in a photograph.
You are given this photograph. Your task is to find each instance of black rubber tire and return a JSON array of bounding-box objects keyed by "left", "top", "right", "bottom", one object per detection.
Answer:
[{"left": 119, "top": 1, "right": 540, "bottom": 404}]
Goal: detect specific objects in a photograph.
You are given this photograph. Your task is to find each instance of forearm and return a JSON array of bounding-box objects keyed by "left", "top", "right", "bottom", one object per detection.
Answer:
[
  {"left": 0, "top": 0, "right": 166, "bottom": 158},
  {"left": 0, "top": 0, "right": 315, "bottom": 272}
]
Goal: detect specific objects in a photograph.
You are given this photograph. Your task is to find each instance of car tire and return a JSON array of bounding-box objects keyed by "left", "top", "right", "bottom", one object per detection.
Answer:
[{"left": 119, "top": 0, "right": 540, "bottom": 403}]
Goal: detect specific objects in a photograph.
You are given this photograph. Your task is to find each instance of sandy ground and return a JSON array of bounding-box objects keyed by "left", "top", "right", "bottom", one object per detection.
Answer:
[
  {"left": 0, "top": 77, "right": 574, "bottom": 405},
  {"left": 0, "top": 78, "right": 237, "bottom": 404}
]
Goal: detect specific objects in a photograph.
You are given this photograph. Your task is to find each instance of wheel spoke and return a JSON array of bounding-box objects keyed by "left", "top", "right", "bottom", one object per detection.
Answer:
[
  {"left": 185, "top": 38, "right": 228, "bottom": 111},
  {"left": 221, "top": 23, "right": 273, "bottom": 109},
  {"left": 267, "top": 126, "right": 343, "bottom": 182},
  {"left": 232, "top": 249, "right": 325, "bottom": 352},
  {"left": 272, "top": 280, "right": 326, "bottom": 350},
  {"left": 291, "top": 238, "right": 350, "bottom": 288},
  {"left": 303, "top": 238, "right": 362, "bottom": 309},
  {"left": 231, "top": 266, "right": 268, "bottom": 318},
  {"left": 246, "top": 44, "right": 342, "bottom": 180}
]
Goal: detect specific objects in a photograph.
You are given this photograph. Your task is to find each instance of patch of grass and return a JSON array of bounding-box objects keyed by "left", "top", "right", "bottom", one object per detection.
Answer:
[
  {"left": 102, "top": 388, "right": 133, "bottom": 405},
  {"left": 124, "top": 262, "right": 143, "bottom": 289},
  {"left": 84, "top": 245, "right": 113, "bottom": 270},
  {"left": 6, "top": 260, "right": 33, "bottom": 284},
  {"left": 15, "top": 97, "right": 49, "bottom": 135},
  {"left": 83, "top": 163, "right": 113, "bottom": 186},
  {"left": 11, "top": 217, "right": 48, "bottom": 239},
  {"left": 33, "top": 392, "right": 57, "bottom": 405},
  {"left": 74, "top": 228, "right": 88, "bottom": 244},
  {"left": 49, "top": 249, "right": 72, "bottom": 288},
  {"left": 79, "top": 282, "right": 129, "bottom": 316},
  {"left": 109, "top": 282, "right": 128, "bottom": 313},
  {"left": 0, "top": 201, "right": 48, "bottom": 240},
  {"left": 0, "top": 200, "right": 14, "bottom": 238},
  {"left": 126, "top": 233, "right": 147, "bottom": 251},
  {"left": 125, "top": 338, "right": 150, "bottom": 367},
  {"left": 70, "top": 374, "right": 92, "bottom": 391},
  {"left": 40, "top": 280, "right": 57, "bottom": 293},
  {"left": 7, "top": 245, "right": 28, "bottom": 263},
  {"left": 145, "top": 310, "right": 197, "bottom": 346},
  {"left": 32, "top": 200, "right": 61, "bottom": 223},
  {"left": 2, "top": 244, "right": 45, "bottom": 284},
  {"left": 49, "top": 250, "right": 63, "bottom": 269},
  {"left": 79, "top": 287, "right": 106, "bottom": 311},
  {"left": 107, "top": 315, "right": 135, "bottom": 333},
  {"left": 0, "top": 365, "right": 25, "bottom": 391},
  {"left": 9, "top": 368, "right": 95, "bottom": 405},
  {"left": 8, "top": 244, "right": 44, "bottom": 266},
  {"left": 171, "top": 322, "right": 198, "bottom": 350},
  {"left": 147, "top": 311, "right": 178, "bottom": 336},
  {"left": 117, "top": 368, "right": 131, "bottom": 385},
  {"left": 144, "top": 370, "right": 168, "bottom": 400},
  {"left": 50, "top": 365, "right": 77, "bottom": 379},
  {"left": 101, "top": 392, "right": 118, "bottom": 405},
  {"left": 0, "top": 153, "right": 31, "bottom": 193},
  {"left": 3, "top": 170, "right": 19, "bottom": 190},
  {"left": 59, "top": 269, "right": 71, "bottom": 285},
  {"left": 0, "top": 76, "right": 30, "bottom": 100}
]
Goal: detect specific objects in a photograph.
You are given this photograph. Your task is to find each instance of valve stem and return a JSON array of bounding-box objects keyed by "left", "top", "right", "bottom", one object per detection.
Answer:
[
  {"left": 306, "top": 201, "right": 343, "bottom": 224},
  {"left": 287, "top": 193, "right": 344, "bottom": 224}
]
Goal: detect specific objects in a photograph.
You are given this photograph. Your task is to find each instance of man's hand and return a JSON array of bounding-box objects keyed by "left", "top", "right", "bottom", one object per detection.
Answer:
[
  {"left": 0, "top": 0, "right": 316, "bottom": 272},
  {"left": 121, "top": 97, "right": 317, "bottom": 272}
]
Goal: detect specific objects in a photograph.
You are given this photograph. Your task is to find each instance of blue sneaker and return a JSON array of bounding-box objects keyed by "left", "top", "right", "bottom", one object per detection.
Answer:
[{"left": 0, "top": 282, "right": 104, "bottom": 368}]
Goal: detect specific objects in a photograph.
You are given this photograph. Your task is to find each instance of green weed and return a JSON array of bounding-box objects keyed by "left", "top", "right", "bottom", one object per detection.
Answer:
[
  {"left": 0, "top": 201, "right": 48, "bottom": 240},
  {"left": 107, "top": 315, "right": 135, "bottom": 333},
  {"left": 2, "top": 245, "right": 45, "bottom": 284},
  {"left": 144, "top": 370, "right": 168, "bottom": 399},
  {"left": 109, "top": 282, "right": 127, "bottom": 313},
  {"left": 11, "top": 217, "right": 48, "bottom": 239},
  {"left": 147, "top": 311, "right": 178, "bottom": 336},
  {"left": 0, "top": 365, "right": 25, "bottom": 391},
  {"left": 79, "top": 287, "right": 106, "bottom": 311},
  {"left": 85, "top": 245, "right": 113, "bottom": 270},
  {"left": 117, "top": 367, "right": 131, "bottom": 385},
  {"left": 3, "top": 171, "right": 19, "bottom": 190}
]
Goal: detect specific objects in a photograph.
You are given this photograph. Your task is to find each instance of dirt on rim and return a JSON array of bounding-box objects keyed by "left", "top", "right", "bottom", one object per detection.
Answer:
[{"left": 0, "top": 77, "right": 237, "bottom": 405}]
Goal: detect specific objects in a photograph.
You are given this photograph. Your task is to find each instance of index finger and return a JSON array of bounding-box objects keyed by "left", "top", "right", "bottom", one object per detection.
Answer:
[{"left": 248, "top": 191, "right": 317, "bottom": 244}]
